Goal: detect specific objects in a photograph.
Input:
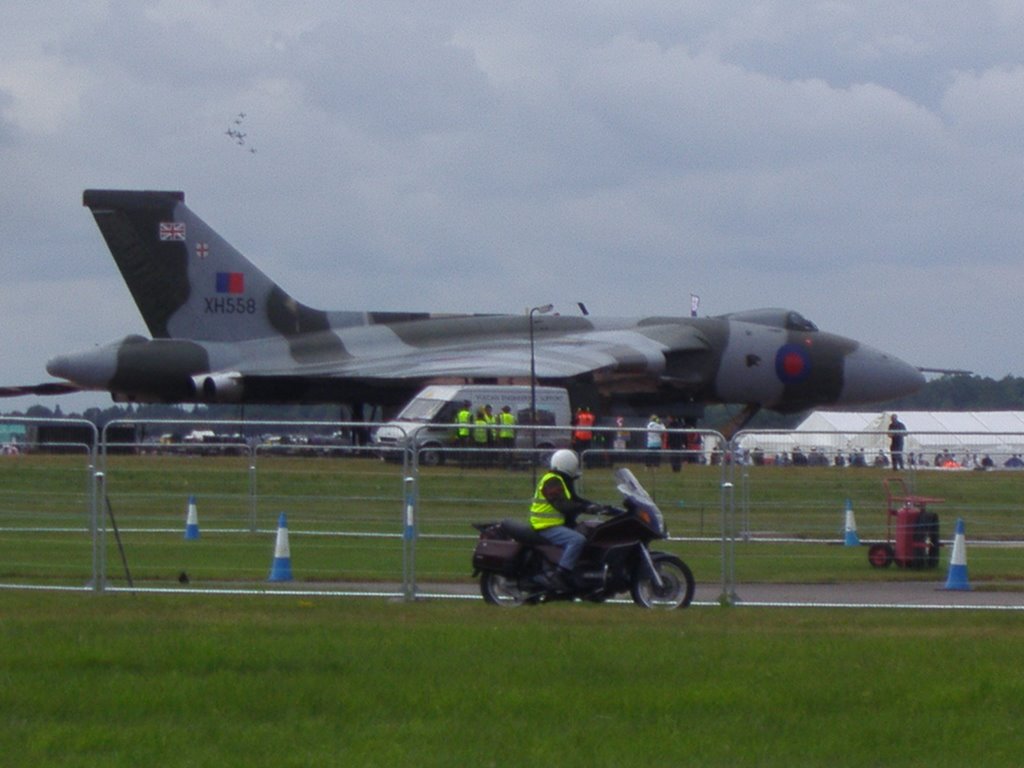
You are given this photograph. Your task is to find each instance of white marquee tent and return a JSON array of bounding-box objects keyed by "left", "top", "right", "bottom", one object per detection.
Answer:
[{"left": 737, "top": 411, "right": 1024, "bottom": 468}]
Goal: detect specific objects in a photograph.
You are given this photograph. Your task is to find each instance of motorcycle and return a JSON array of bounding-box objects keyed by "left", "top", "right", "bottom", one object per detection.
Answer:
[{"left": 471, "top": 467, "right": 695, "bottom": 608}]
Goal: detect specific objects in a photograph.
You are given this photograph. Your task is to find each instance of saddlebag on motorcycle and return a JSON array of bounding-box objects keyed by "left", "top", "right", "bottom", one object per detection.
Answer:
[
  {"left": 471, "top": 519, "right": 546, "bottom": 575},
  {"left": 471, "top": 522, "right": 521, "bottom": 575}
]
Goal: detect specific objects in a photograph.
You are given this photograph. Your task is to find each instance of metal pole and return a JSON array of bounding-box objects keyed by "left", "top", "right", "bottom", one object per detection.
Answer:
[
  {"left": 402, "top": 474, "right": 417, "bottom": 601},
  {"left": 248, "top": 443, "right": 258, "bottom": 533},
  {"left": 529, "top": 304, "right": 553, "bottom": 485},
  {"left": 719, "top": 480, "right": 737, "bottom": 606},
  {"left": 93, "top": 471, "right": 108, "bottom": 592},
  {"left": 95, "top": 422, "right": 108, "bottom": 593},
  {"left": 719, "top": 434, "right": 739, "bottom": 606}
]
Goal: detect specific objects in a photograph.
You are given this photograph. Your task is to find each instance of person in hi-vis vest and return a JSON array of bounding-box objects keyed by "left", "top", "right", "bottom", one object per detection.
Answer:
[{"left": 529, "top": 449, "right": 600, "bottom": 591}]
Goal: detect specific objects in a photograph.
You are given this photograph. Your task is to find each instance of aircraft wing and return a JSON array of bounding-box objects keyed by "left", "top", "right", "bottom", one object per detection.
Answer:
[
  {"left": 0, "top": 382, "right": 83, "bottom": 398},
  {"left": 181, "top": 325, "right": 712, "bottom": 406},
  {"left": 284, "top": 324, "right": 712, "bottom": 381}
]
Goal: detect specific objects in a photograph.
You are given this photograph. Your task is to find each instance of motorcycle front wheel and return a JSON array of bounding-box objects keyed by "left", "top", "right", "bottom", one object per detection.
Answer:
[
  {"left": 480, "top": 572, "right": 530, "bottom": 606},
  {"left": 631, "top": 555, "right": 695, "bottom": 609}
]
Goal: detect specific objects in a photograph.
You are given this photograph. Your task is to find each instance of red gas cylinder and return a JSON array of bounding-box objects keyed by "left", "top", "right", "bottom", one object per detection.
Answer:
[{"left": 893, "top": 502, "right": 922, "bottom": 567}]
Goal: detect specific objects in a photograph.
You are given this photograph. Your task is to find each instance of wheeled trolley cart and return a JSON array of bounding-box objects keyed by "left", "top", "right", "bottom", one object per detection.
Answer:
[{"left": 868, "top": 478, "right": 943, "bottom": 569}]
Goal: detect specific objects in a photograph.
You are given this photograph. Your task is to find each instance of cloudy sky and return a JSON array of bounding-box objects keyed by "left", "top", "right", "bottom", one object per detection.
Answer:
[{"left": 2, "top": 1, "right": 1023, "bottom": 412}]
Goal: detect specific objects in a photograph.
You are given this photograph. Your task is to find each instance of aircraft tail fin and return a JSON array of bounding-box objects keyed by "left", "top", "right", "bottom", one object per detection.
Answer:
[{"left": 82, "top": 189, "right": 345, "bottom": 343}]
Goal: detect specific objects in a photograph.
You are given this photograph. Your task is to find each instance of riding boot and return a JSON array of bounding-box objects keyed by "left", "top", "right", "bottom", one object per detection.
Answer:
[
  {"left": 533, "top": 572, "right": 555, "bottom": 591},
  {"left": 552, "top": 567, "right": 574, "bottom": 593}
]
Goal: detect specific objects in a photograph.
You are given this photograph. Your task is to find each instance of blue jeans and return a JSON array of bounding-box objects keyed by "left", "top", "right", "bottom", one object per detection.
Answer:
[{"left": 538, "top": 525, "right": 586, "bottom": 571}]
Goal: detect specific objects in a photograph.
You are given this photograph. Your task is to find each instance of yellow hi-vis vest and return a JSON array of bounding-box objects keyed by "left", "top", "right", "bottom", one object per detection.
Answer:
[
  {"left": 498, "top": 411, "right": 516, "bottom": 439},
  {"left": 473, "top": 413, "right": 495, "bottom": 443},
  {"left": 456, "top": 409, "right": 472, "bottom": 438},
  {"left": 529, "top": 472, "right": 570, "bottom": 530}
]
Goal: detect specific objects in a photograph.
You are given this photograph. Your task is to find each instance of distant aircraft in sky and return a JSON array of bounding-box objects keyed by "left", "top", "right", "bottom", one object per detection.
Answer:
[
  {"left": 224, "top": 113, "right": 255, "bottom": 152},
  {"left": 1, "top": 189, "right": 924, "bottom": 428}
]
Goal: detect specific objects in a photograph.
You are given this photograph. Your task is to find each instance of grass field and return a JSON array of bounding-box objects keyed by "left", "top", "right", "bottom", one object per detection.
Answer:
[
  {"left": 3, "top": 454, "right": 1024, "bottom": 765},
  {"left": 2, "top": 590, "right": 1023, "bottom": 767}
]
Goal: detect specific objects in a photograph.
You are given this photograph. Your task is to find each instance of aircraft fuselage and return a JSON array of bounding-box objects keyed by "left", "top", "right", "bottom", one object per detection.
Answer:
[{"left": 25, "top": 189, "right": 926, "bottom": 415}]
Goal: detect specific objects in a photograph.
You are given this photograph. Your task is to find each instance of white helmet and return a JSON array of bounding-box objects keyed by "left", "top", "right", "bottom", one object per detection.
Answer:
[{"left": 550, "top": 449, "right": 581, "bottom": 478}]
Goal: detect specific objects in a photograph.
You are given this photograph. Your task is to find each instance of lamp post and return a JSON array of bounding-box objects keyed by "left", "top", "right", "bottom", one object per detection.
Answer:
[{"left": 529, "top": 304, "right": 553, "bottom": 481}]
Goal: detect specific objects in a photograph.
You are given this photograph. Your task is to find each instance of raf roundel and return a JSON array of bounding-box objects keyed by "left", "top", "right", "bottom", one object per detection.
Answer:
[{"left": 774, "top": 343, "right": 811, "bottom": 384}]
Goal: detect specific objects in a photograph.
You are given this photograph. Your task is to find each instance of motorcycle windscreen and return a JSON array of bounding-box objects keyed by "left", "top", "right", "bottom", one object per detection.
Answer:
[{"left": 613, "top": 467, "right": 666, "bottom": 535}]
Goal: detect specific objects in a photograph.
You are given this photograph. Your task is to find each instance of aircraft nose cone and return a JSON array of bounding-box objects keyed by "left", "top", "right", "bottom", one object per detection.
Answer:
[{"left": 841, "top": 344, "right": 924, "bottom": 404}]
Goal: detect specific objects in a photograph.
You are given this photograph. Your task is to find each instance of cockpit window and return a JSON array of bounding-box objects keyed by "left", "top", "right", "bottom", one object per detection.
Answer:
[
  {"left": 720, "top": 308, "right": 819, "bottom": 331},
  {"left": 786, "top": 312, "right": 818, "bottom": 332}
]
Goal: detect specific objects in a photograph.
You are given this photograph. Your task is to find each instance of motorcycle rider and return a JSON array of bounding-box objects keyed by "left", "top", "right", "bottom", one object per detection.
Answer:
[{"left": 529, "top": 449, "right": 600, "bottom": 592}]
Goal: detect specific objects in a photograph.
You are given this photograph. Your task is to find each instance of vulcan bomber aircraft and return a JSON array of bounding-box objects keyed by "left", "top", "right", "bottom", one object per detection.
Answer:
[{"left": 4, "top": 189, "right": 923, "bottom": 426}]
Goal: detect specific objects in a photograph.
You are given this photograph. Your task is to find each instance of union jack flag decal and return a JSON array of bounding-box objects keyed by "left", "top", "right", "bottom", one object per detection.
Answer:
[
  {"left": 159, "top": 222, "right": 186, "bottom": 241},
  {"left": 216, "top": 272, "right": 245, "bottom": 294}
]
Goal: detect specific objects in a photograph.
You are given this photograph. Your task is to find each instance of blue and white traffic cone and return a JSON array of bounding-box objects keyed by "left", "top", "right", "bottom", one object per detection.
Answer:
[
  {"left": 843, "top": 498, "right": 860, "bottom": 547},
  {"left": 268, "top": 512, "right": 293, "bottom": 582},
  {"left": 943, "top": 517, "right": 971, "bottom": 591},
  {"left": 184, "top": 495, "right": 200, "bottom": 540}
]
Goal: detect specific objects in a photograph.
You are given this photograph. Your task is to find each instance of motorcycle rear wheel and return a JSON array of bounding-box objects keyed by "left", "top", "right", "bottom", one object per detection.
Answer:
[
  {"left": 480, "top": 572, "right": 530, "bottom": 606},
  {"left": 630, "top": 555, "right": 695, "bottom": 609}
]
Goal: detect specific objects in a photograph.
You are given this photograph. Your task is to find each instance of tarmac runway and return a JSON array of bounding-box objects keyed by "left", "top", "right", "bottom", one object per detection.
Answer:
[
  {"left": 89, "top": 577, "right": 1024, "bottom": 610},
  {"left": 407, "top": 579, "right": 1024, "bottom": 610},
  {"left": 96, "top": 569, "right": 1024, "bottom": 610},
  {"left": 693, "top": 580, "right": 1024, "bottom": 610}
]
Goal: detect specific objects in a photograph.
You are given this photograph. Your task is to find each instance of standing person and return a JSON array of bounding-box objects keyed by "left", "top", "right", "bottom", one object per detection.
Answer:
[
  {"left": 472, "top": 407, "right": 489, "bottom": 446},
  {"left": 683, "top": 417, "right": 703, "bottom": 464},
  {"left": 455, "top": 400, "right": 473, "bottom": 466},
  {"left": 528, "top": 449, "right": 599, "bottom": 591},
  {"left": 645, "top": 415, "right": 665, "bottom": 468},
  {"left": 888, "top": 413, "right": 907, "bottom": 471},
  {"left": 572, "top": 406, "right": 595, "bottom": 463},
  {"left": 455, "top": 401, "right": 472, "bottom": 447},
  {"left": 472, "top": 406, "right": 494, "bottom": 465},
  {"left": 482, "top": 404, "right": 497, "bottom": 446},
  {"left": 497, "top": 405, "right": 517, "bottom": 466}
]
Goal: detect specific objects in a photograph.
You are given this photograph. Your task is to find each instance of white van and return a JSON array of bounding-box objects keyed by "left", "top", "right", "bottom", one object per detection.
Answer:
[{"left": 373, "top": 384, "right": 572, "bottom": 466}]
